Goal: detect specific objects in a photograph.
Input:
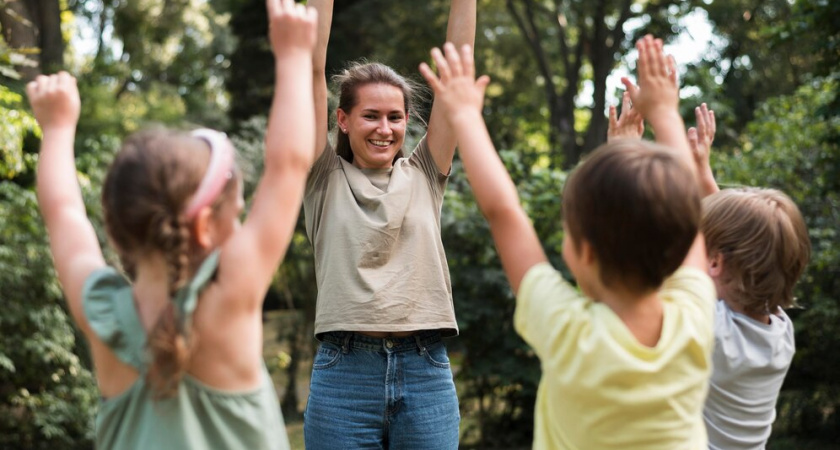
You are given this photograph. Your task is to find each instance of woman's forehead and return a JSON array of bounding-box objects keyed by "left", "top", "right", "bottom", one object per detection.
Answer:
[{"left": 354, "top": 83, "right": 405, "bottom": 110}]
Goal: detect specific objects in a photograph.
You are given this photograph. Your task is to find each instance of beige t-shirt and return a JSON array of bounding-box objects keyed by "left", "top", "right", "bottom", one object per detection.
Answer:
[{"left": 304, "top": 136, "right": 457, "bottom": 337}]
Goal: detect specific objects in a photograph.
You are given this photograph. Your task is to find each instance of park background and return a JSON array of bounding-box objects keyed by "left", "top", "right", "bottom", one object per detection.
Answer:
[{"left": 1, "top": 0, "right": 838, "bottom": 448}]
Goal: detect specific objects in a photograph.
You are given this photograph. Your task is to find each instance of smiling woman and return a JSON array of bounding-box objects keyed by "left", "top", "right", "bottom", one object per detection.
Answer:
[
  {"left": 333, "top": 63, "right": 414, "bottom": 169},
  {"left": 301, "top": 1, "right": 476, "bottom": 449}
]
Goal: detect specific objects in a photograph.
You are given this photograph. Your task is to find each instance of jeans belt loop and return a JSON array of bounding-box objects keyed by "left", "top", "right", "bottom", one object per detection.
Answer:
[
  {"left": 414, "top": 335, "right": 425, "bottom": 355},
  {"left": 341, "top": 333, "right": 352, "bottom": 354}
]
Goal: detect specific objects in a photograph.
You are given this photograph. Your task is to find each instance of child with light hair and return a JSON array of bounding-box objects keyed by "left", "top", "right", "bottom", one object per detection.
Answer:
[{"left": 690, "top": 105, "right": 812, "bottom": 449}]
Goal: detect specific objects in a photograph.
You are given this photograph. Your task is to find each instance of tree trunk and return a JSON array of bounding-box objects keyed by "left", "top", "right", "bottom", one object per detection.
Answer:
[
  {"left": 34, "top": 0, "right": 63, "bottom": 73},
  {"left": 0, "top": 0, "right": 39, "bottom": 80},
  {"left": 0, "top": 0, "right": 63, "bottom": 80},
  {"left": 583, "top": 53, "right": 612, "bottom": 155}
]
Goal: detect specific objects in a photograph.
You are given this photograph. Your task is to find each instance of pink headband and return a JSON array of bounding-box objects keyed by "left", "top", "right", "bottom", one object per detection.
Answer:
[{"left": 183, "top": 129, "right": 235, "bottom": 220}]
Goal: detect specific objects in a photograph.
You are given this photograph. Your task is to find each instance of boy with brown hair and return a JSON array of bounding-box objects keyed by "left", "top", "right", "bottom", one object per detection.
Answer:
[
  {"left": 689, "top": 106, "right": 812, "bottom": 450},
  {"left": 420, "top": 35, "right": 715, "bottom": 448}
]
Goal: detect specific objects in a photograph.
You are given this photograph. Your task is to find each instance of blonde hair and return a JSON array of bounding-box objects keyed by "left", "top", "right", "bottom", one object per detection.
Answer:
[{"left": 701, "top": 188, "right": 811, "bottom": 314}]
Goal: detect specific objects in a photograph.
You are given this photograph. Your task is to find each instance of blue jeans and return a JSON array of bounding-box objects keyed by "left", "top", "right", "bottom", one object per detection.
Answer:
[{"left": 303, "top": 331, "right": 460, "bottom": 450}]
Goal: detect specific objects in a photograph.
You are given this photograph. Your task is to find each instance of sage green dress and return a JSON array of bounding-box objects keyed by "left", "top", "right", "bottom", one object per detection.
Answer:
[{"left": 82, "top": 252, "right": 290, "bottom": 450}]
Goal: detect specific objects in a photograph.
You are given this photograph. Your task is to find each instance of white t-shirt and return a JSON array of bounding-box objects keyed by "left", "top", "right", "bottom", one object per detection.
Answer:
[{"left": 703, "top": 300, "right": 795, "bottom": 450}]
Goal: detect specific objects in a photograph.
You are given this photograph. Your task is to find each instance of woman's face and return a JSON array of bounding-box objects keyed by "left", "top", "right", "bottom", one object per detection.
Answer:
[{"left": 337, "top": 83, "right": 407, "bottom": 169}]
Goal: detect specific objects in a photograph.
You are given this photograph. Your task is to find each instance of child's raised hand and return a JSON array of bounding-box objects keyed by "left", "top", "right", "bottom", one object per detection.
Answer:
[
  {"left": 688, "top": 103, "right": 719, "bottom": 195},
  {"left": 687, "top": 103, "right": 716, "bottom": 170},
  {"left": 419, "top": 42, "right": 490, "bottom": 124},
  {"left": 625, "top": 35, "right": 678, "bottom": 121},
  {"left": 267, "top": 0, "right": 318, "bottom": 57},
  {"left": 26, "top": 71, "right": 80, "bottom": 131},
  {"left": 608, "top": 89, "right": 644, "bottom": 141}
]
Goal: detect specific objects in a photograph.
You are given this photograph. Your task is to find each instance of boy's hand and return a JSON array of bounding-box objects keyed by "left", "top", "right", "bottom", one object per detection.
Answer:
[
  {"left": 608, "top": 89, "right": 644, "bottom": 141},
  {"left": 419, "top": 42, "right": 490, "bottom": 125},
  {"left": 268, "top": 0, "right": 318, "bottom": 58},
  {"left": 687, "top": 102, "right": 715, "bottom": 169},
  {"left": 625, "top": 35, "right": 678, "bottom": 122},
  {"left": 688, "top": 103, "right": 719, "bottom": 195},
  {"left": 26, "top": 72, "right": 80, "bottom": 131}
]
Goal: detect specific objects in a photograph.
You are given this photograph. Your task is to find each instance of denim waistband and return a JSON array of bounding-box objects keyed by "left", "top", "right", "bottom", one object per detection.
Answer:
[{"left": 320, "top": 330, "right": 443, "bottom": 353}]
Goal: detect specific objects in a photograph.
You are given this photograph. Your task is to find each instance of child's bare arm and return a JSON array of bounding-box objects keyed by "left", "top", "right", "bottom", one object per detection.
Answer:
[
  {"left": 28, "top": 72, "right": 105, "bottom": 332},
  {"left": 626, "top": 35, "right": 693, "bottom": 165},
  {"left": 607, "top": 89, "right": 644, "bottom": 141},
  {"left": 627, "top": 35, "right": 707, "bottom": 271},
  {"left": 688, "top": 103, "right": 719, "bottom": 196},
  {"left": 309, "top": 0, "right": 333, "bottom": 157},
  {"left": 420, "top": 43, "right": 547, "bottom": 294},
  {"left": 426, "top": 0, "right": 477, "bottom": 174},
  {"left": 220, "top": 0, "right": 317, "bottom": 306}
]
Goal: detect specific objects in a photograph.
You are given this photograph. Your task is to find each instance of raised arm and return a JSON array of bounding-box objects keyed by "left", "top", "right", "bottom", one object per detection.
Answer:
[
  {"left": 309, "top": 0, "right": 333, "bottom": 157},
  {"left": 28, "top": 72, "right": 106, "bottom": 332},
  {"left": 219, "top": 0, "right": 317, "bottom": 304},
  {"left": 426, "top": 0, "right": 476, "bottom": 173},
  {"left": 626, "top": 35, "right": 707, "bottom": 271},
  {"left": 688, "top": 103, "right": 719, "bottom": 196},
  {"left": 421, "top": 43, "right": 547, "bottom": 293},
  {"left": 624, "top": 36, "right": 692, "bottom": 165}
]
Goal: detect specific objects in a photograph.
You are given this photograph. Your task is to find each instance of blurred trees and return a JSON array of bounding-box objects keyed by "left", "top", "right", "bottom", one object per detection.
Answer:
[
  {"left": 1, "top": 0, "right": 838, "bottom": 447},
  {"left": 505, "top": 0, "right": 693, "bottom": 167}
]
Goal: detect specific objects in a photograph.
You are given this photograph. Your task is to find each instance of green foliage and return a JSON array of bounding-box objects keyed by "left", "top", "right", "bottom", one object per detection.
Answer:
[
  {"left": 0, "top": 182, "right": 97, "bottom": 449},
  {"left": 0, "top": 85, "right": 39, "bottom": 180},
  {"left": 446, "top": 148, "right": 568, "bottom": 447},
  {"left": 713, "top": 74, "right": 840, "bottom": 443}
]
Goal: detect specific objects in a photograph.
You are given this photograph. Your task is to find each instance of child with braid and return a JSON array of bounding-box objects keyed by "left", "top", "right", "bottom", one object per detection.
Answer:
[
  {"left": 26, "top": 0, "right": 316, "bottom": 448},
  {"left": 420, "top": 35, "right": 715, "bottom": 448}
]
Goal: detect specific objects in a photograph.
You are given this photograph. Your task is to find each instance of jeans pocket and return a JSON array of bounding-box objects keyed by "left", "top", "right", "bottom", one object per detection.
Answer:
[
  {"left": 312, "top": 342, "right": 342, "bottom": 370},
  {"left": 422, "top": 342, "right": 451, "bottom": 369}
]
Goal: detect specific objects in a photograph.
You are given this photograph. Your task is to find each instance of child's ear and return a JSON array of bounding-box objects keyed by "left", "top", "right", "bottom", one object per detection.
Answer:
[
  {"left": 580, "top": 239, "right": 597, "bottom": 265},
  {"left": 708, "top": 252, "right": 724, "bottom": 277},
  {"left": 192, "top": 207, "right": 215, "bottom": 249}
]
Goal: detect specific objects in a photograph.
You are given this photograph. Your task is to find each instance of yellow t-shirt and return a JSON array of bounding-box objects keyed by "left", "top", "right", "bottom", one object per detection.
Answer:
[{"left": 515, "top": 264, "right": 715, "bottom": 449}]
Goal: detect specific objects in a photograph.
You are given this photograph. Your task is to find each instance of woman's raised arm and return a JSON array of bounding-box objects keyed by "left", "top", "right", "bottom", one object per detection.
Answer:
[
  {"left": 310, "top": 0, "right": 334, "bottom": 158},
  {"left": 426, "top": 0, "right": 476, "bottom": 174}
]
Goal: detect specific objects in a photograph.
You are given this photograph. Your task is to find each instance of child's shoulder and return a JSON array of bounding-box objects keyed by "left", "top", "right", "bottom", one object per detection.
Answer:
[
  {"left": 515, "top": 262, "right": 591, "bottom": 324},
  {"left": 518, "top": 263, "right": 583, "bottom": 304},
  {"left": 661, "top": 267, "right": 716, "bottom": 305}
]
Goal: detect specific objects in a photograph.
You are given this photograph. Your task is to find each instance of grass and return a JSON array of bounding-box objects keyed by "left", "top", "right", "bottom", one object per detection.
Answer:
[{"left": 285, "top": 420, "right": 305, "bottom": 449}]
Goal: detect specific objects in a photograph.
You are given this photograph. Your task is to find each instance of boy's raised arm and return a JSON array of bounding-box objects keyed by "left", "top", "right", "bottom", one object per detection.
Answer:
[
  {"left": 625, "top": 36, "right": 693, "bottom": 165},
  {"left": 688, "top": 103, "right": 719, "bottom": 196},
  {"left": 421, "top": 43, "right": 547, "bottom": 293},
  {"left": 626, "top": 35, "right": 707, "bottom": 272}
]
